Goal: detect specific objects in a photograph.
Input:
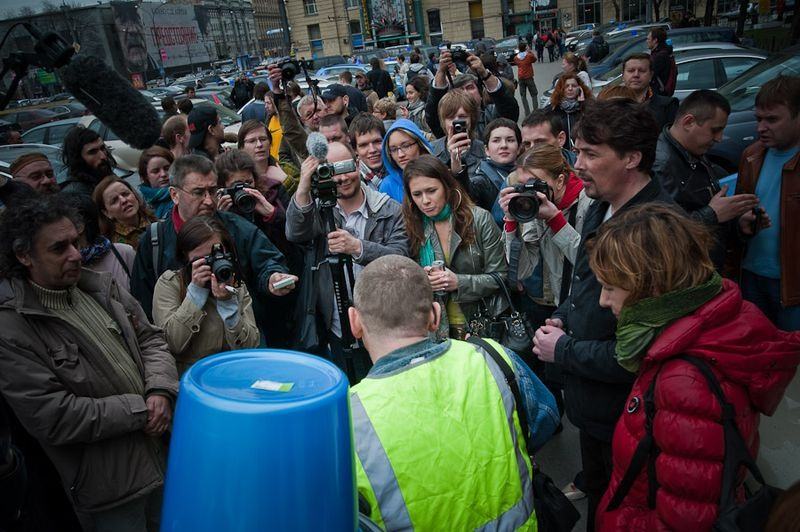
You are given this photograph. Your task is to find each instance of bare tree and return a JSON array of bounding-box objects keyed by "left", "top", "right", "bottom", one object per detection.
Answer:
[
  {"left": 703, "top": 0, "right": 716, "bottom": 25},
  {"left": 18, "top": 6, "right": 35, "bottom": 17},
  {"left": 611, "top": 0, "right": 622, "bottom": 21},
  {"left": 41, "top": 1, "right": 60, "bottom": 12},
  {"left": 652, "top": 0, "right": 664, "bottom": 20}
]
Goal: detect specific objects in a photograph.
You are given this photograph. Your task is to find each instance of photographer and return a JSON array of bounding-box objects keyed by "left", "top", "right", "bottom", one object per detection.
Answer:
[
  {"left": 499, "top": 144, "right": 591, "bottom": 316},
  {"left": 130, "top": 155, "right": 296, "bottom": 347},
  {"left": 268, "top": 63, "right": 325, "bottom": 167},
  {"left": 431, "top": 90, "right": 486, "bottom": 192},
  {"left": 425, "top": 50, "right": 519, "bottom": 140},
  {"left": 153, "top": 216, "right": 259, "bottom": 374},
  {"left": 402, "top": 155, "right": 507, "bottom": 340},
  {"left": 286, "top": 141, "right": 408, "bottom": 382}
]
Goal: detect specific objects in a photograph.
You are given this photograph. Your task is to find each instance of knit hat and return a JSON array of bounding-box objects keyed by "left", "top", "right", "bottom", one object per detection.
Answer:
[{"left": 9, "top": 152, "right": 51, "bottom": 176}]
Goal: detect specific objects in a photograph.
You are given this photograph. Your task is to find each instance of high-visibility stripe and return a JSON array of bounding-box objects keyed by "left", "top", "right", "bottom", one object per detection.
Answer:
[
  {"left": 351, "top": 392, "right": 414, "bottom": 531},
  {"left": 352, "top": 342, "right": 535, "bottom": 531},
  {"left": 474, "top": 346, "right": 536, "bottom": 531}
]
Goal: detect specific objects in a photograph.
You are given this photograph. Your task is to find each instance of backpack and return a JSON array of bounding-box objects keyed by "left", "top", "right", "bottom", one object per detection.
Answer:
[{"left": 606, "top": 355, "right": 782, "bottom": 531}]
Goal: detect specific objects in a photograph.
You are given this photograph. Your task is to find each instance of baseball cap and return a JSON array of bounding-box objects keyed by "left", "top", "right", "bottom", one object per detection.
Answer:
[
  {"left": 321, "top": 84, "right": 348, "bottom": 101},
  {"left": 187, "top": 106, "right": 219, "bottom": 149}
]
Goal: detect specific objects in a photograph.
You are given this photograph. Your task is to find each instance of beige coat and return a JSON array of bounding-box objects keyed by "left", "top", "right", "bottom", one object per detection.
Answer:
[{"left": 153, "top": 270, "right": 260, "bottom": 374}]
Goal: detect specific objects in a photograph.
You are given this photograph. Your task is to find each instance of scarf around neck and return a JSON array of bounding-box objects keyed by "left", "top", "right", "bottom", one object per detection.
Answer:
[
  {"left": 81, "top": 237, "right": 113, "bottom": 265},
  {"left": 615, "top": 272, "right": 723, "bottom": 373},
  {"left": 418, "top": 204, "right": 452, "bottom": 267},
  {"left": 560, "top": 98, "right": 581, "bottom": 114}
]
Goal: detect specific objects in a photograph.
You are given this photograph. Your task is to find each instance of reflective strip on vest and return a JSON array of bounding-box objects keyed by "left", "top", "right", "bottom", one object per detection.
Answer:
[
  {"left": 474, "top": 346, "right": 535, "bottom": 531},
  {"left": 351, "top": 393, "right": 414, "bottom": 531},
  {"left": 352, "top": 341, "right": 535, "bottom": 531}
]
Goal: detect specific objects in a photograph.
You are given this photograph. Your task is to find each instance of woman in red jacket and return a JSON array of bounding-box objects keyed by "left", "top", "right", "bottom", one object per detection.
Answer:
[{"left": 586, "top": 204, "right": 800, "bottom": 531}]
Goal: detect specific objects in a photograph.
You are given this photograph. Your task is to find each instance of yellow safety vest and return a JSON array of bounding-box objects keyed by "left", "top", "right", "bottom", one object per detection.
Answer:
[{"left": 351, "top": 339, "right": 537, "bottom": 531}]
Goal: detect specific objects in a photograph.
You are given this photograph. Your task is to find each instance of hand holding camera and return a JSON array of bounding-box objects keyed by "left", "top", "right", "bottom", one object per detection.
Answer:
[
  {"left": 447, "top": 119, "right": 471, "bottom": 173},
  {"left": 210, "top": 273, "right": 233, "bottom": 301},
  {"left": 465, "top": 54, "right": 488, "bottom": 79},
  {"left": 498, "top": 180, "right": 556, "bottom": 223},
  {"left": 267, "top": 64, "right": 283, "bottom": 94}
]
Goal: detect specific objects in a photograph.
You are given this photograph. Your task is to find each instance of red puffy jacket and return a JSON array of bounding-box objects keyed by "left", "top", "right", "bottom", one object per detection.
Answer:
[{"left": 597, "top": 280, "right": 800, "bottom": 531}]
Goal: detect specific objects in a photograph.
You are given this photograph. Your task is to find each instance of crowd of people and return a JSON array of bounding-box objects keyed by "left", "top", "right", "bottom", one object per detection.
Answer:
[{"left": 0, "top": 31, "right": 799, "bottom": 532}]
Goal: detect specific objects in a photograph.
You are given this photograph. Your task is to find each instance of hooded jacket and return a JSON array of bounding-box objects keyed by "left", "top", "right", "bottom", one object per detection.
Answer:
[
  {"left": 380, "top": 119, "right": 435, "bottom": 203},
  {"left": 597, "top": 280, "right": 800, "bottom": 530}
]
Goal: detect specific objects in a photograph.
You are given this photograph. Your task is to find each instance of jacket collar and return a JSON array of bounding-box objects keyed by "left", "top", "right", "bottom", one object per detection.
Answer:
[{"left": 0, "top": 269, "right": 113, "bottom": 316}]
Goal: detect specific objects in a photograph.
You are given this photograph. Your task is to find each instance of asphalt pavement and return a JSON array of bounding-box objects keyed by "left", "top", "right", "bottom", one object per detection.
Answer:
[{"left": 511, "top": 57, "right": 564, "bottom": 122}]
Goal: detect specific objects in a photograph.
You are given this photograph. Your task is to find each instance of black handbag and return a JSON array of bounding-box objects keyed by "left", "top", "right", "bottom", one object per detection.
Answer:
[
  {"left": 467, "top": 336, "right": 580, "bottom": 532},
  {"left": 466, "top": 273, "right": 534, "bottom": 353},
  {"left": 606, "top": 355, "right": 782, "bottom": 531}
]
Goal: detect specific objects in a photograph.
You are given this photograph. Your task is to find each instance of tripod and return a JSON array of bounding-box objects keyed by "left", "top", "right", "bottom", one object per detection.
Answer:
[{"left": 316, "top": 198, "right": 360, "bottom": 383}]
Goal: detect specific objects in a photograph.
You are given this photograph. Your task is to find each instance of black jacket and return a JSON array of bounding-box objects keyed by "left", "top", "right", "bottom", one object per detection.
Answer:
[
  {"left": 426, "top": 80, "right": 520, "bottom": 140},
  {"left": 552, "top": 177, "right": 675, "bottom": 441},
  {"left": 367, "top": 68, "right": 393, "bottom": 99},
  {"left": 544, "top": 103, "right": 583, "bottom": 150},
  {"left": 650, "top": 43, "right": 674, "bottom": 96},
  {"left": 648, "top": 94, "right": 679, "bottom": 130},
  {"left": 653, "top": 127, "right": 730, "bottom": 267},
  {"left": 586, "top": 36, "right": 606, "bottom": 63}
]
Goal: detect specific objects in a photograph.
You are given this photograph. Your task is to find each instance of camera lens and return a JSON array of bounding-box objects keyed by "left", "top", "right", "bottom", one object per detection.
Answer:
[
  {"left": 316, "top": 163, "right": 333, "bottom": 179},
  {"left": 232, "top": 188, "right": 256, "bottom": 214},
  {"left": 508, "top": 195, "right": 540, "bottom": 223},
  {"left": 213, "top": 259, "right": 235, "bottom": 283}
]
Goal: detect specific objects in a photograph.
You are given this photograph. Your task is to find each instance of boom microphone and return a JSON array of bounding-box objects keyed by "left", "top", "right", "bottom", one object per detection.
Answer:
[
  {"left": 305, "top": 132, "right": 329, "bottom": 161},
  {"left": 59, "top": 55, "right": 162, "bottom": 150}
]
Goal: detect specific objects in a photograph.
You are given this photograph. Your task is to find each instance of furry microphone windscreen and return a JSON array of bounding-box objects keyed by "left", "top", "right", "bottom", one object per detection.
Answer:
[
  {"left": 305, "top": 132, "right": 329, "bottom": 161},
  {"left": 60, "top": 55, "right": 162, "bottom": 150}
]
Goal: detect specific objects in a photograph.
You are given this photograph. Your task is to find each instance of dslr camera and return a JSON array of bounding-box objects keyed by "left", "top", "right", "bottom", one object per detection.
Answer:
[
  {"left": 312, "top": 159, "right": 357, "bottom": 207},
  {"left": 451, "top": 49, "right": 469, "bottom": 64},
  {"left": 278, "top": 59, "right": 314, "bottom": 81},
  {"left": 224, "top": 182, "right": 257, "bottom": 214},
  {"left": 204, "top": 243, "right": 235, "bottom": 283},
  {"left": 508, "top": 179, "right": 553, "bottom": 223}
]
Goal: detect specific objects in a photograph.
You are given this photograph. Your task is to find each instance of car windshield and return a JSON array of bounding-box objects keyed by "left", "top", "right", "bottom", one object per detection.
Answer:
[
  {"left": 497, "top": 38, "right": 517, "bottom": 47},
  {"left": 719, "top": 53, "right": 800, "bottom": 112},
  {"left": 196, "top": 103, "right": 241, "bottom": 127}
]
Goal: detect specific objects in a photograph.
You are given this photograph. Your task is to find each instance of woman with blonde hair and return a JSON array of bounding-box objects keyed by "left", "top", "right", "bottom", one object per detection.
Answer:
[
  {"left": 402, "top": 154, "right": 507, "bottom": 339},
  {"left": 588, "top": 204, "right": 800, "bottom": 531},
  {"left": 545, "top": 73, "right": 594, "bottom": 150}
]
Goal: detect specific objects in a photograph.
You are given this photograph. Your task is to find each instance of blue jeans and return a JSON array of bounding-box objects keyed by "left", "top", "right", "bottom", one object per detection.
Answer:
[{"left": 741, "top": 270, "right": 800, "bottom": 331}]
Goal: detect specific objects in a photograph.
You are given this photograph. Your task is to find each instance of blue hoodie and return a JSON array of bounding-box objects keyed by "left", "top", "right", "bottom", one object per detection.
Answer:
[{"left": 379, "top": 119, "right": 434, "bottom": 203}]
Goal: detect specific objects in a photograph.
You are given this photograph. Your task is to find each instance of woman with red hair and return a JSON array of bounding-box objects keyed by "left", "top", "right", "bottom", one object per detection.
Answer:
[{"left": 545, "top": 73, "right": 593, "bottom": 150}]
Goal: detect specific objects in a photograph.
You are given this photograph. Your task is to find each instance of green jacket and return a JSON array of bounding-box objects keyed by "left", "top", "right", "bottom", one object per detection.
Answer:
[
  {"left": 0, "top": 270, "right": 179, "bottom": 512},
  {"left": 423, "top": 206, "right": 509, "bottom": 321}
]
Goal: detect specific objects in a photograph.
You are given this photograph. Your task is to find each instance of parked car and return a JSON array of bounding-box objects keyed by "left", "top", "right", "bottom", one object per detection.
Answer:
[
  {"left": 311, "top": 55, "right": 348, "bottom": 70},
  {"left": 0, "top": 108, "right": 66, "bottom": 132},
  {"left": 352, "top": 49, "right": 389, "bottom": 65},
  {"left": 45, "top": 102, "right": 89, "bottom": 119},
  {"left": 707, "top": 46, "right": 800, "bottom": 173},
  {"left": 495, "top": 36, "right": 521, "bottom": 58},
  {"left": 21, "top": 117, "right": 82, "bottom": 146},
  {"left": 587, "top": 26, "right": 740, "bottom": 79},
  {"left": 315, "top": 64, "right": 369, "bottom": 79}
]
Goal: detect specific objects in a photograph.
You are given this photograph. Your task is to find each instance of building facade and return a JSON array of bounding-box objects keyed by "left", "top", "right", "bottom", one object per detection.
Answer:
[
  {"left": 252, "top": 0, "right": 291, "bottom": 57},
  {"left": 285, "top": 0, "right": 715, "bottom": 57}
]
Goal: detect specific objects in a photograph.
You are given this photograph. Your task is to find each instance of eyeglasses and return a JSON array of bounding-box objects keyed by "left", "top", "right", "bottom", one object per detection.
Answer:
[
  {"left": 389, "top": 141, "right": 418, "bottom": 156},
  {"left": 244, "top": 136, "right": 270, "bottom": 145},
  {"left": 176, "top": 185, "right": 220, "bottom": 199}
]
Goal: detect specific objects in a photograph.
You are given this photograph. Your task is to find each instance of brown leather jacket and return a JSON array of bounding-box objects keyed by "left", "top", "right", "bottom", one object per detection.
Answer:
[{"left": 729, "top": 142, "right": 800, "bottom": 307}]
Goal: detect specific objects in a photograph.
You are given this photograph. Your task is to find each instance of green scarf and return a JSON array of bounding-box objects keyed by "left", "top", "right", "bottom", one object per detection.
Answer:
[
  {"left": 615, "top": 272, "right": 723, "bottom": 373},
  {"left": 418, "top": 204, "right": 452, "bottom": 267}
]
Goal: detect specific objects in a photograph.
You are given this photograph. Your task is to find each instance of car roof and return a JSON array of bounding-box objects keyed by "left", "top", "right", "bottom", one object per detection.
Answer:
[{"left": 673, "top": 47, "right": 767, "bottom": 60}]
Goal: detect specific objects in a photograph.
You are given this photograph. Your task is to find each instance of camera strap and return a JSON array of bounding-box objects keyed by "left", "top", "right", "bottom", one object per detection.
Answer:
[{"left": 558, "top": 204, "right": 579, "bottom": 305}]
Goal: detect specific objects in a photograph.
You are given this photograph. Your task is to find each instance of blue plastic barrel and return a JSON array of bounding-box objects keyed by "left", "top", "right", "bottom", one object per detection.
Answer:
[{"left": 160, "top": 349, "right": 356, "bottom": 532}]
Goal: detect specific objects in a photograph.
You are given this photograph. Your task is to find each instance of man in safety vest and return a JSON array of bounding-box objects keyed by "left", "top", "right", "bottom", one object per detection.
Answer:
[{"left": 348, "top": 255, "right": 559, "bottom": 531}]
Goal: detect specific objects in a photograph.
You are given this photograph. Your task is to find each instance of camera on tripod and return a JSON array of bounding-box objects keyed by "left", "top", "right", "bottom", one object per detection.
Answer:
[
  {"left": 203, "top": 244, "right": 235, "bottom": 283},
  {"left": 278, "top": 59, "right": 314, "bottom": 81},
  {"left": 311, "top": 159, "right": 357, "bottom": 206},
  {"left": 508, "top": 179, "right": 553, "bottom": 223}
]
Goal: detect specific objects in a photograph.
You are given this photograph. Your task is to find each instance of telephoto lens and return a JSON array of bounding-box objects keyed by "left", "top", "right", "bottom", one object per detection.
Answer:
[
  {"left": 507, "top": 180, "right": 551, "bottom": 223},
  {"left": 227, "top": 183, "right": 256, "bottom": 214}
]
